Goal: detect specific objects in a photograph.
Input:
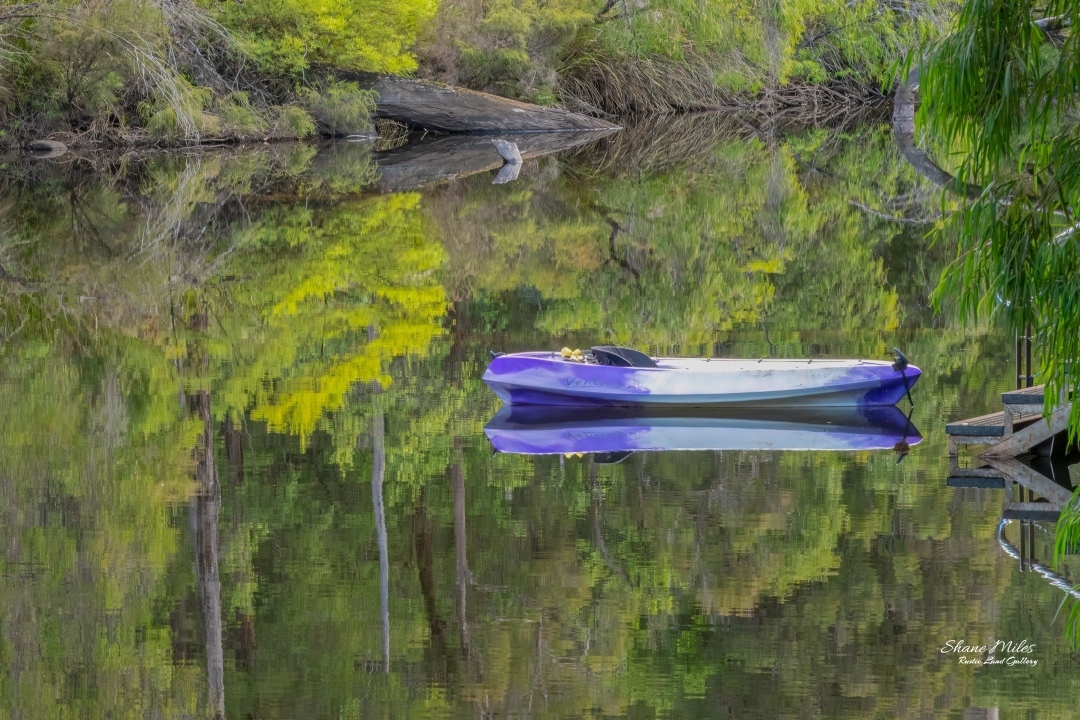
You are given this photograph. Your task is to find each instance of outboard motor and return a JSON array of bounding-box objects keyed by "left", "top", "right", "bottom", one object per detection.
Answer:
[{"left": 892, "top": 348, "right": 915, "bottom": 408}]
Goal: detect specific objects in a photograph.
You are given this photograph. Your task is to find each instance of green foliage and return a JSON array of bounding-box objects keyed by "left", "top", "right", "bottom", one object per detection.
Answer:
[
  {"left": 420, "top": 0, "right": 950, "bottom": 110},
  {"left": 203, "top": 0, "right": 437, "bottom": 75},
  {"left": 0, "top": 0, "right": 387, "bottom": 142},
  {"left": 794, "top": 0, "right": 950, "bottom": 87},
  {"left": 298, "top": 81, "right": 376, "bottom": 136},
  {"left": 421, "top": 0, "right": 592, "bottom": 100},
  {"left": 0, "top": 0, "right": 213, "bottom": 139},
  {"left": 275, "top": 105, "right": 316, "bottom": 138}
]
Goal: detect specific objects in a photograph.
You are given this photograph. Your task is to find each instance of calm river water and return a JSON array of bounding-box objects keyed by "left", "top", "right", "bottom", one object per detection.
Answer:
[{"left": 1, "top": 115, "right": 1078, "bottom": 718}]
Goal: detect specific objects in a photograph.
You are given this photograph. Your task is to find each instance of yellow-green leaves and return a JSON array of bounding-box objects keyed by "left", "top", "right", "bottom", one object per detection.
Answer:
[
  {"left": 207, "top": 0, "right": 438, "bottom": 75},
  {"left": 201, "top": 193, "right": 448, "bottom": 448}
]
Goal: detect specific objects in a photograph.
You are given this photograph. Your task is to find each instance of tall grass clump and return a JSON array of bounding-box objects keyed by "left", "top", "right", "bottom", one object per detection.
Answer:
[
  {"left": 558, "top": 0, "right": 951, "bottom": 113},
  {"left": 0, "top": 0, "right": 226, "bottom": 142},
  {"left": 0, "top": 0, "right": 432, "bottom": 144}
]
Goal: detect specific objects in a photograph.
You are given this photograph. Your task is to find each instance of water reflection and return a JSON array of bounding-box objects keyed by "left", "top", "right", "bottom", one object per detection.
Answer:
[
  {"left": 485, "top": 405, "right": 922, "bottom": 455},
  {"left": 951, "top": 453, "right": 1080, "bottom": 646},
  {"left": 4, "top": 119, "right": 1080, "bottom": 718}
]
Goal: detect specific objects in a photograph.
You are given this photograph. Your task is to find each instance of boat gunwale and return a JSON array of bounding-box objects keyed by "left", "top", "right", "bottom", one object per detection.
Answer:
[{"left": 499, "top": 352, "right": 900, "bottom": 373}]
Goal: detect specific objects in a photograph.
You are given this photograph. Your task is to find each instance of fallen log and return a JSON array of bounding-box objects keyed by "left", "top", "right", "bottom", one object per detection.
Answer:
[{"left": 331, "top": 69, "right": 620, "bottom": 134}]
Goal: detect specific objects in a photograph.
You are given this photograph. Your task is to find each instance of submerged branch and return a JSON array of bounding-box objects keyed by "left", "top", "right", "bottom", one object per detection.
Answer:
[{"left": 849, "top": 199, "right": 938, "bottom": 224}]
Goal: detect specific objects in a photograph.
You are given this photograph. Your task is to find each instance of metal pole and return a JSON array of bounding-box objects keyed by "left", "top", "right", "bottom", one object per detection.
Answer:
[
  {"left": 1016, "top": 329, "right": 1023, "bottom": 390},
  {"left": 1025, "top": 323, "right": 1033, "bottom": 388}
]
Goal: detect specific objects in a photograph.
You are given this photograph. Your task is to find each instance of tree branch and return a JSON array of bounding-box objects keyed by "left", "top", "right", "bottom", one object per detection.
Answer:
[{"left": 849, "top": 199, "right": 938, "bottom": 224}]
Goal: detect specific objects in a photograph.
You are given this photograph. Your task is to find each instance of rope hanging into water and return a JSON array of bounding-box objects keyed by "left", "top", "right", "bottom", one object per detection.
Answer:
[{"left": 997, "top": 519, "right": 1080, "bottom": 600}]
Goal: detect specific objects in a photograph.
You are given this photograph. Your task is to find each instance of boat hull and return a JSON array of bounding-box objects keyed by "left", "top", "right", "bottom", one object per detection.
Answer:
[
  {"left": 483, "top": 353, "right": 921, "bottom": 407},
  {"left": 484, "top": 405, "right": 922, "bottom": 454}
]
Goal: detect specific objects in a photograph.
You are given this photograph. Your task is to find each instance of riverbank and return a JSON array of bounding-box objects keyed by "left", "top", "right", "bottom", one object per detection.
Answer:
[
  {"left": 0, "top": 0, "right": 428, "bottom": 149},
  {"left": 0, "top": 0, "right": 949, "bottom": 150},
  {"left": 417, "top": 0, "right": 950, "bottom": 114}
]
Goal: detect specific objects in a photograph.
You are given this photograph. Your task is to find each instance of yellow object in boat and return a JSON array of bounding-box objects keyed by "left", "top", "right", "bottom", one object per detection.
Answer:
[{"left": 560, "top": 347, "right": 585, "bottom": 362}]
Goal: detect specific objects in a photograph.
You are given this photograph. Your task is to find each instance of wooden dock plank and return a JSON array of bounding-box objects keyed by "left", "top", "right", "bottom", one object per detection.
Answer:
[
  {"left": 948, "top": 463, "right": 1006, "bottom": 478},
  {"left": 946, "top": 411, "right": 1006, "bottom": 437},
  {"left": 1002, "top": 385, "right": 1045, "bottom": 404},
  {"left": 1003, "top": 507, "right": 1061, "bottom": 521}
]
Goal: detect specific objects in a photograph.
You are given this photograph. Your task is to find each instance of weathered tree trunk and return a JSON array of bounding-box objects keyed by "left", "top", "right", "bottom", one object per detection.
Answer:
[
  {"left": 224, "top": 417, "right": 243, "bottom": 487},
  {"left": 412, "top": 488, "right": 452, "bottom": 680},
  {"left": 185, "top": 309, "right": 225, "bottom": 719},
  {"left": 332, "top": 70, "right": 620, "bottom": 133},
  {"left": 892, "top": 66, "right": 981, "bottom": 199}
]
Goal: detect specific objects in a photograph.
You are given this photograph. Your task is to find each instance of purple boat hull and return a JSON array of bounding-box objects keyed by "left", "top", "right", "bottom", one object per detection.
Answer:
[
  {"left": 485, "top": 405, "right": 922, "bottom": 454},
  {"left": 483, "top": 353, "right": 921, "bottom": 407}
]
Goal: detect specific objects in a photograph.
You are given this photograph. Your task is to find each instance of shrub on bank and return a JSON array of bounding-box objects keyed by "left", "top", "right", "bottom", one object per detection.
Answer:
[
  {"left": 418, "top": 0, "right": 952, "bottom": 112},
  {"left": 0, "top": 0, "right": 428, "bottom": 144},
  {"left": 205, "top": 0, "right": 437, "bottom": 76},
  {"left": 0, "top": 0, "right": 953, "bottom": 143},
  {"left": 419, "top": 0, "right": 591, "bottom": 104}
]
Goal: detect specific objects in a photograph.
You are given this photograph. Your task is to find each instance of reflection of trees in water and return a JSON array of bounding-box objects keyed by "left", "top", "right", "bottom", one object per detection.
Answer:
[
  {"left": 370, "top": 392, "right": 390, "bottom": 675},
  {"left": 192, "top": 387, "right": 225, "bottom": 719},
  {"left": 3, "top": 133, "right": 1078, "bottom": 718},
  {"left": 453, "top": 436, "right": 473, "bottom": 666},
  {"left": 429, "top": 121, "right": 931, "bottom": 354},
  {"left": 188, "top": 309, "right": 225, "bottom": 718}
]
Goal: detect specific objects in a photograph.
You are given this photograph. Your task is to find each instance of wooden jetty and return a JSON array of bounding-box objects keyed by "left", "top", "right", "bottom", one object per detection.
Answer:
[
  {"left": 945, "top": 333, "right": 1079, "bottom": 584},
  {"left": 946, "top": 384, "right": 1071, "bottom": 458}
]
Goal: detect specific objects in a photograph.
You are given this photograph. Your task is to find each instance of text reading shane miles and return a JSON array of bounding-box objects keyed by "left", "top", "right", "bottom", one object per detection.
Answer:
[{"left": 940, "top": 639, "right": 1038, "bottom": 667}]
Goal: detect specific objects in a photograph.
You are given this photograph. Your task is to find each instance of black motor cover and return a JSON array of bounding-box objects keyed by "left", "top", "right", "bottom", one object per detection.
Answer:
[{"left": 591, "top": 346, "right": 657, "bottom": 368}]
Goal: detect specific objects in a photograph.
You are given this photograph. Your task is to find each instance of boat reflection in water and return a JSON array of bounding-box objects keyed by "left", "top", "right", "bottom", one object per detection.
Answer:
[{"left": 484, "top": 405, "right": 922, "bottom": 459}]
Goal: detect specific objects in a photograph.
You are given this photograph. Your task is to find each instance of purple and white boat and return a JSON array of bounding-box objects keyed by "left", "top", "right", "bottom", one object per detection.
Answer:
[
  {"left": 484, "top": 406, "right": 922, "bottom": 456},
  {"left": 483, "top": 346, "right": 921, "bottom": 408}
]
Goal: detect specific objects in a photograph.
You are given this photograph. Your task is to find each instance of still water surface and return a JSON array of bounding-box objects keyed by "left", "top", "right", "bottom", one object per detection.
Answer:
[{"left": 2, "top": 115, "right": 1079, "bottom": 718}]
